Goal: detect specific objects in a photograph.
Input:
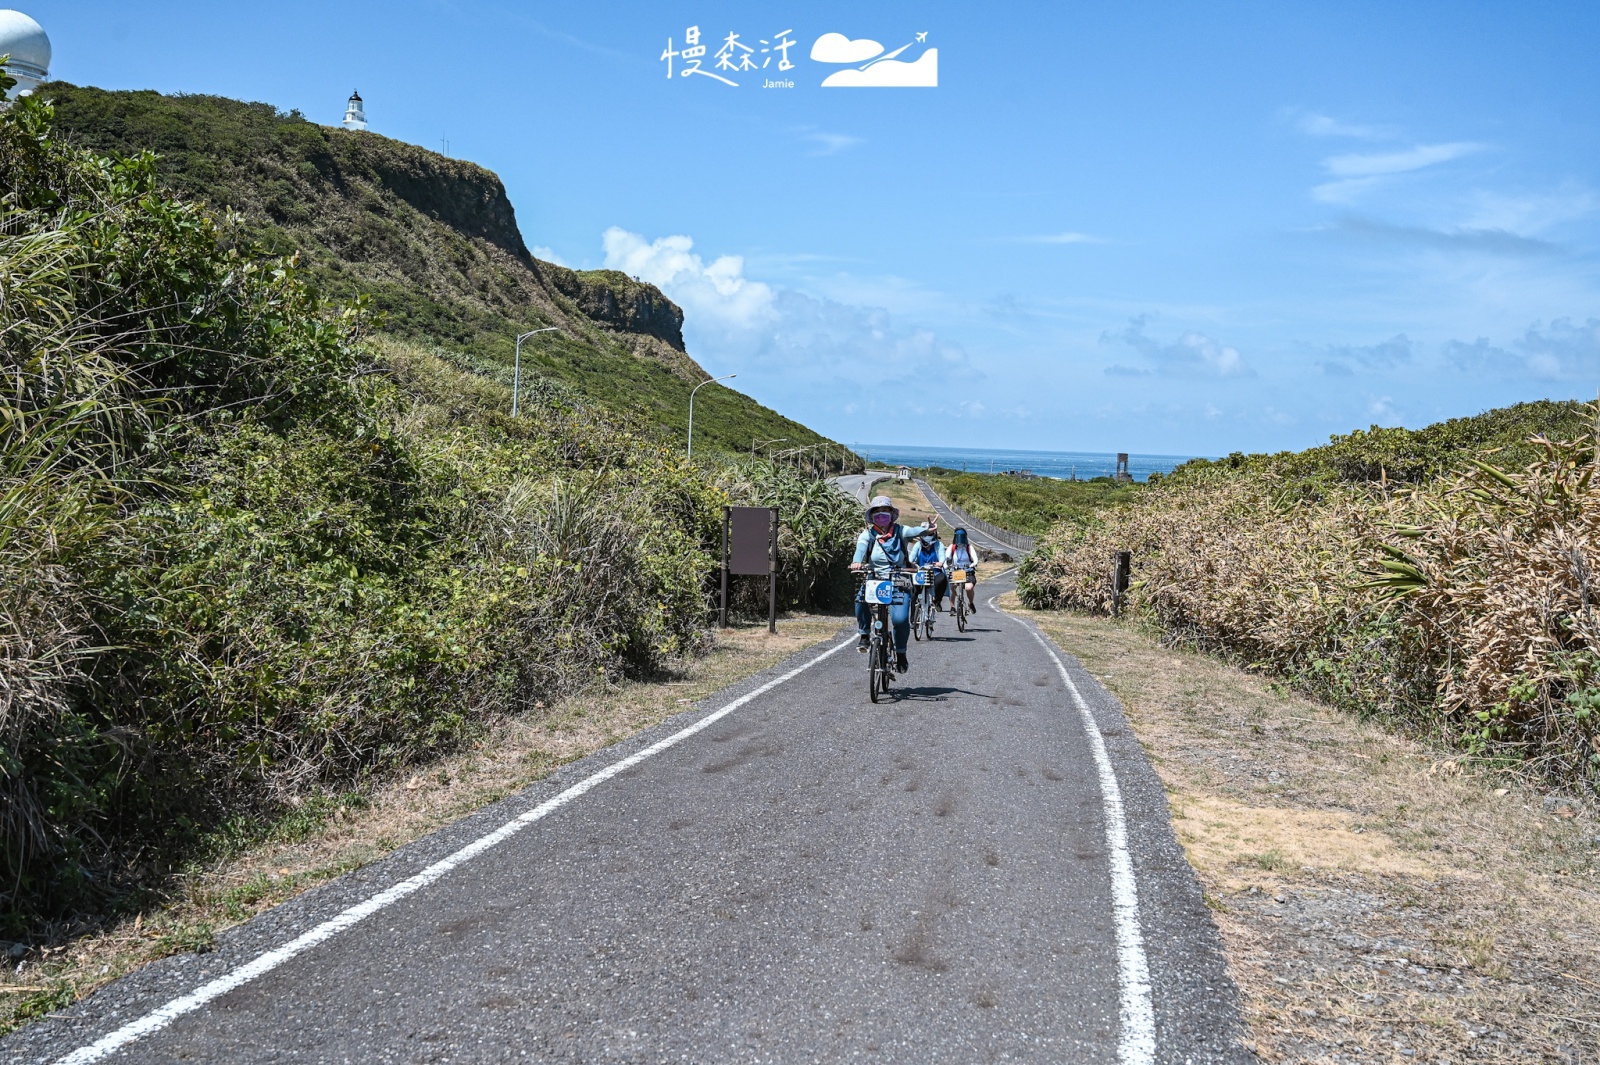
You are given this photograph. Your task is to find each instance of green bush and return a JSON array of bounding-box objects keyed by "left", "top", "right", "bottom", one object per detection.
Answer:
[{"left": 0, "top": 84, "right": 766, "bottom": 928}]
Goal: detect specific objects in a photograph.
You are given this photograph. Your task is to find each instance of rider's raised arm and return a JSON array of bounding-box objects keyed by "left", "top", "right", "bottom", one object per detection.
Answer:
[{"left": 902, "top": 522, "right": 931, "bottom": 539}]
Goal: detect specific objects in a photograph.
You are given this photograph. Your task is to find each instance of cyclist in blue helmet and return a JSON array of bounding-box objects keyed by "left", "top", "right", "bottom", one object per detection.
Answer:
[{"left": 948, "top": 527, "right": 979, "bottom": 614}]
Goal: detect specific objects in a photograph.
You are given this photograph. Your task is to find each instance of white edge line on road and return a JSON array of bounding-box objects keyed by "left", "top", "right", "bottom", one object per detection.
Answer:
[
  {"left": 989, "top": 592, "right": 1156, "bottom": 1065},
  {"left": 54, "top": 636, "right": 859, "bottom": 1065}
]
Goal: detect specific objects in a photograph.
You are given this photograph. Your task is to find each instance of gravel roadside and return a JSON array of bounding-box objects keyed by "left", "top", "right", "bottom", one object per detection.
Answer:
[{"left": 1011, "top": 598, "right": 1600, "bottom": 1064}]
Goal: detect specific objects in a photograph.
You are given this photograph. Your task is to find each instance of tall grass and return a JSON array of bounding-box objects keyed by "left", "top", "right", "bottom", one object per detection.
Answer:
[{"left": 1019, "top": 425, "right": 1600, "bottom": 790}]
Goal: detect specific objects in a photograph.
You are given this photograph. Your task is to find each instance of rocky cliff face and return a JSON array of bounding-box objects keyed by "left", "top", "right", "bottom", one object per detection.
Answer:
[{"left": 546, "top": 269, "right": 686, "bottom": 352}]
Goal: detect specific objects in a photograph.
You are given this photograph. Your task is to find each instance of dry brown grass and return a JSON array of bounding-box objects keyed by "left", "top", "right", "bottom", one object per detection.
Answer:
[
  {"left": 878, "top": 477, "right": 939, "bottom": 529},
  {"left": 1009, "top": 596, "right": 1600, "bottom": 1064},
  {"left": 0, "top": 616, "right": 845, "bottom": 1035}
]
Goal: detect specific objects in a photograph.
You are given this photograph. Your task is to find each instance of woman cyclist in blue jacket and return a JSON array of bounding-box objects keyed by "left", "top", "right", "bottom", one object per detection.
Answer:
[{"left": 849, "top": 495, "right": 936, "bottom": 672}]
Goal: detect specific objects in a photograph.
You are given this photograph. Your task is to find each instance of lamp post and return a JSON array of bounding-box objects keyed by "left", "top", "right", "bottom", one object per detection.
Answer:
[
  {"left": 511, "top": 327, "right": 561, "bottom": 417},
  {"left": 687, "top": 373, "right": 736, "bottom": 460}
]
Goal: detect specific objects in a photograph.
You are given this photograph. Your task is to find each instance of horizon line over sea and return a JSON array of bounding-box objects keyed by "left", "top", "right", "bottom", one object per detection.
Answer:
[{"left": 855, "top": 444, "right": 1209, "bottom": 483}]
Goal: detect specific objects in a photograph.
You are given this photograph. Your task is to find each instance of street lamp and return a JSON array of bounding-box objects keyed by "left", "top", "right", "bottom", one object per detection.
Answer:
[
  {"left": 512, "top": 327, "right": 561, "bottom": 417},
  {"left": 687, "top": 373, "right": 736, "bottom": 460}
]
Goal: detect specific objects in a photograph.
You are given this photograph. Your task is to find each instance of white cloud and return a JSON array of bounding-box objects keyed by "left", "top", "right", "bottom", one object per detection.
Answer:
[
  {"left": 531, "top": 245, "right": 569, "bottom": 267},
  {"left": 1323, "top": 142, "right": 1485, "bottom": 178},
  {"left": 598, "top": 227, "right": 975, "bottom": 408},
  {"left": 1102, "top": 316, "right": 1252, "bottom": 378},
  {"left": 805, "top": 131, "right": 864, "bottom": 156},
  {"left": 809, "top": 33, "right": 883, "bottom": 63},
  {"left": 1313, "top": 142, "right": 1485, "bottom": 203},
  {"left": 601, "top": 227, "right": 776, "bottom": 332},
  {"left": 1018, "top": 231, "right": 1103, "bottom": 245},
  {"left": 1292, "top": 111, "right": 1393, "bottom": 139},
  {"left": 1463, "top": 187, "right": 1597, "bottom": 236},
  {"left": 1367, "top": 396, "right": 1404, "bottom": 425}
]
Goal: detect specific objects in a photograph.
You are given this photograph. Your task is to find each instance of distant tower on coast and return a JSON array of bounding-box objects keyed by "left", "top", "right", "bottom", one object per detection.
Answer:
[
  {"left": 0, "top": 9, "right": 51, "bottom": 96},
  {"left": 341, "top": 90, "right": 367, "bottom": 131}
]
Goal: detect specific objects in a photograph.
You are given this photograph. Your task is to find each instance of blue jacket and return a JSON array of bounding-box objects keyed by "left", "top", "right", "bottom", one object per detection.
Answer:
[
  {"left": 911, "top": 538, "right": 947, "bottom": 569},
  {"left": 853, "top": 522, "right": 932, "bottom": 578}
]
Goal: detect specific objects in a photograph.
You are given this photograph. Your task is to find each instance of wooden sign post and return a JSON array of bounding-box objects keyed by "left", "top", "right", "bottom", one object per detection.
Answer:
[{"left": 723, "top": 506, "right": 779, "bottom": 633}]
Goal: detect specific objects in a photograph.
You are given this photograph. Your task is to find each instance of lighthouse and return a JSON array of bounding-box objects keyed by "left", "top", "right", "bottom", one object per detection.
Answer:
[{"left": 341, "top": 90, "right": 367, "bottom": 131}]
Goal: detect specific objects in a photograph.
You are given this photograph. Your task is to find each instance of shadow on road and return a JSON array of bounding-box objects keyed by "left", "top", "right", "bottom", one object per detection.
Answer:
[{"left": 886, "top": 685, "right": 994, "bottom": 702}]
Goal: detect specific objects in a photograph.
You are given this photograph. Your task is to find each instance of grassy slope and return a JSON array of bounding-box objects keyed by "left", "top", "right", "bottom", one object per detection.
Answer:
[{"left": 42, "top": 83, "right": 847, "bottom": 464}]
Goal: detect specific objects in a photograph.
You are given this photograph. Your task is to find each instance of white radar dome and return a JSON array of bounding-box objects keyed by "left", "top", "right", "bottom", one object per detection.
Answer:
[{"left": 0, "top": 9, "right": 50, "bottom": 95}]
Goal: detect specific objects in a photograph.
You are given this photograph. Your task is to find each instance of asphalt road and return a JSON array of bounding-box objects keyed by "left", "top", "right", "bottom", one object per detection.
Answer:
[
  {"left": 831, "top": 471, "right": 895, "bottom": 506},
  {"left": 9, "top": 570, "right": 1248, "bottom": 1065},
  {"left": 911, "top": 481, "right": 1019, "bottom": 558}
]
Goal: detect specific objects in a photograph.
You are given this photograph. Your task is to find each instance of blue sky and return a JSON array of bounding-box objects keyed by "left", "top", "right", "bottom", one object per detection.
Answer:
[{"left": 27, "top": 0, "right": 1600, "bottom": 455}]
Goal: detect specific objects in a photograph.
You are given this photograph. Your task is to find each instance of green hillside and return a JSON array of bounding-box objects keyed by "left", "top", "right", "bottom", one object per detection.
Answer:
[{"left": 40, "top": 82, "right": 852, "bottom": 467}]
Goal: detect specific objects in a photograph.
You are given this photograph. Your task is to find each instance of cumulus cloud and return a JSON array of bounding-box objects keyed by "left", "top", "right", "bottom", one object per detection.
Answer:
[
  {"left": 1319, "top": 334, "right": 1415, "bottom": 376},
  {"left": 1518, "top": 317, "right": 1600, "bottom": 379},
  {"left": 1441, "top": 320, "right": 1598, "bottom": 379},
  {"left": 602, "top": 227, "right": 776, "bottom": 332},
  {"left": 1101, "top": 316, "right": 1252, "bottom": 378},
  {"left": 599, "top": 227, "right": 975, "bottom": 411}
]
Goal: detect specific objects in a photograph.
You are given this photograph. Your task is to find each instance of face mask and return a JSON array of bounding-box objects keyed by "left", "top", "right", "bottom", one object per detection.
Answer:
[{"left": 872, "top": 512, "right": 893, "bottom": 528}]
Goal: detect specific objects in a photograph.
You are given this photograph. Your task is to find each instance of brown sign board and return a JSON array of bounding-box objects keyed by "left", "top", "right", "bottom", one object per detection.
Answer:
[{"left": 729, "top": 506, "right": 774, "bottom": 575}]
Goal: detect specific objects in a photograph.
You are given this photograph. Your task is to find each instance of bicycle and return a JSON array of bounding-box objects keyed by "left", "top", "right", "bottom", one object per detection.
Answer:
[
  {"left": 950, "top": 567, "right": 969, "bottom": 632},
  {"left": 909, "top": 565, "right": 941, "bottom": 642},
  {"left": 857, "top": 571, "right": 913, "bottom": 702}
]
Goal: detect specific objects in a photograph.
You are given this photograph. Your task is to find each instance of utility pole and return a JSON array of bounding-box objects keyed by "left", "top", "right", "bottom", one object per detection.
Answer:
[{"left": 688, "top": 374, "right": 737, "bottom": 460}]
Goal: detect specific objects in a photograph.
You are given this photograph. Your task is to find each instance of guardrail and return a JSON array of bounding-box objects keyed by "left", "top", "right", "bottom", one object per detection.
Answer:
[{"left": 915, "top": 479, "right": 1037, "bottom": 553}]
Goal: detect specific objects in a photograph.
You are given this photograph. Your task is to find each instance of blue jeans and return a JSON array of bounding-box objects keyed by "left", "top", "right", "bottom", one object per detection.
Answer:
[{"left": 856, "top": 589, "right": 911, "bottom": 653}]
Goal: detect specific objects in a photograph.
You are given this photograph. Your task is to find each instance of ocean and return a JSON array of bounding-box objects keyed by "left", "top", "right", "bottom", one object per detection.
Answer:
[{"left": 856, "top": 444, "right": 1204, "bottom": 483}]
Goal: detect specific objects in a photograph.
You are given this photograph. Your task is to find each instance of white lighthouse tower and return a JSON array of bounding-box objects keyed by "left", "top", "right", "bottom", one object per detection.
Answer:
[
  {"left": 341, "top": 90, "right": 367, "bottom": 131},
  {"left": 0, "top": 9, "right": 51, "bottom": 97}
]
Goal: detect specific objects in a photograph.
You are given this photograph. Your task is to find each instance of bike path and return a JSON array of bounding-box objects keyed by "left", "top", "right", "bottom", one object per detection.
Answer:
[{"left": 9, "top": 570, "right": 1248, "bottom": 1064}]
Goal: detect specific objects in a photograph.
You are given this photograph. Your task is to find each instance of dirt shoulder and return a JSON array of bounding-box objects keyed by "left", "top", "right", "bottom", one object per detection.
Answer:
[
  {"left": 0, "top": 616, "right": 847, "bottom": 1036},
  {"left": 1007, "top": 597, "right": 1600, "bottom": 1064}
]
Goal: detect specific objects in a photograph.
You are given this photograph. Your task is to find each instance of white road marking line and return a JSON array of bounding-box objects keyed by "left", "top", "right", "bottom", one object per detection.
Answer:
[
  {"left": 53, "top": 636, "right": 858, "bottom": 1065},
  {"left": 991, "top": 598, "right": 1156, "bottom": 1065}
]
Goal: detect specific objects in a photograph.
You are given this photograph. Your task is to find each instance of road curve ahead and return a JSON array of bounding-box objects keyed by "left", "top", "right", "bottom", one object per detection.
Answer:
[{"left": 10, "top": 570, "right": 1248, "bottom": 1065}]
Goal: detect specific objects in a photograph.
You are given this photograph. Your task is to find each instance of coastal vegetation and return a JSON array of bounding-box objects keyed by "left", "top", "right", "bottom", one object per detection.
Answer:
[
  {"left": 924, "top": 468, "right": 1142, "bottom": 536},
  {"left": 40, "top": 81, "right": 850, "bottom": 465},
  {"left": 0, "top": 79, "right": 857, "bottom": 932},
  {"left": 1019, "top": 400, "right": 1600, "bottom": 790}
]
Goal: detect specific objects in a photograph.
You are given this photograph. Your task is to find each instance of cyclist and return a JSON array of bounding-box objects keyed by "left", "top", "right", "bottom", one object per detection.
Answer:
[
  {"left": 948, "top": 527, "right": 978, "bottom": 614},
  {"left": 910, "top": 529, "right": 949, "bottom": 614},
  {"left": 849, "top": 495, "right": 937, "bottom": 672}
]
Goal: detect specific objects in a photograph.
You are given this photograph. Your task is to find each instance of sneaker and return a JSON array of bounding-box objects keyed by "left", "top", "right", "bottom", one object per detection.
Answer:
[
  {"left": 857, "top": 634, "right": 870, "bottom": 652},
  {"left": 896, "top": 653, "right": 909, "bottom": 673}
]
